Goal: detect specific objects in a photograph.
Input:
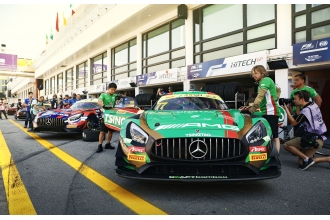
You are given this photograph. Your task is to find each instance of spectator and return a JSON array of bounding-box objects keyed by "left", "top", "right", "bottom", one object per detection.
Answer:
[
  {"left": 156, "top": 88, "right": 166, "bottom": 100},
  {"left": 96, "top": 83, "right": 120, "bottom": 153},
  {"left": 51, "top": 94, "right": 58, "bottom": 109},
  {"left": 28, "top": 96, "right": 46, "bottom": 132},
  {"left": 58, "top": 98, "right": 63, "bottom": 109},
  {"left": 76, "top": 94, "right": 82, "bottom": 101},
  {"left": 0, "top": 100, "right": 8, "bottom": 119},
  {"left": 23, "top": 92, "right": 35, "bottom": 129},
  {"left": 70, "top": 93, "right": 78, "bottom": 106},
  {"left": 248, "top": 65, "right": 281, "bottom": 153},
  {"left": 17, "top": 99, "right": 22, "bottom": 111},
  {"left": 62, "top": 95, "right": 70, "bottom": 109},
  {"left": 282, "top": 90, "right": 330, "bottom": 170},
  {"left": 168, "top": 86, "right": 174, "bottom": 93}
]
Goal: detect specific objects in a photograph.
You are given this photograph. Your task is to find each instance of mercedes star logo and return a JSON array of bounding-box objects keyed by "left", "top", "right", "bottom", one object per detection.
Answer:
[
  {"left": 45, "top": 118, "right": 52, "bottom": 126},
  {"left": 189, "top": 140, "right": 208, "bottom": 159}
]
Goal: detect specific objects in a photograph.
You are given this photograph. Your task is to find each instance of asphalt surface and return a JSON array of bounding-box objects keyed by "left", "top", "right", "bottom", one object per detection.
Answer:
[{"left": 0, "top": 115, "right": 330, "bottom": 215}]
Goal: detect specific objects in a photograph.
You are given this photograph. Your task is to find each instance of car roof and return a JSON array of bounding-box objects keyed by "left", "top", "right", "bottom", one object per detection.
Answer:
[{"left": 77, "top": 99, "right": 99, "bottom": 103}]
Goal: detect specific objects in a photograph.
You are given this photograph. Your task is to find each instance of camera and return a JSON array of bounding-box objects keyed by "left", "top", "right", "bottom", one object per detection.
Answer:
[{"left": 278, "top": 98, "right": 295, "bottom": 106}]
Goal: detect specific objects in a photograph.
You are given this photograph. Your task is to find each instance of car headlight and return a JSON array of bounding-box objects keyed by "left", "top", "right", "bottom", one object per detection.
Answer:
[
  {"left": 129, "top": 123, "right": 149, "bottom": 144},
  {"left": 68, "top": 113, "right": 83, "bottom": 122},
  {"left": 246, "top": 121, "right": 267, "bottom": 144}
]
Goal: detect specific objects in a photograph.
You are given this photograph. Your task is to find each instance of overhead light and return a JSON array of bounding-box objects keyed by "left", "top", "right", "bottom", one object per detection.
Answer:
[{"left": 60, "top": 64, "right": 67, "bottom": 67}]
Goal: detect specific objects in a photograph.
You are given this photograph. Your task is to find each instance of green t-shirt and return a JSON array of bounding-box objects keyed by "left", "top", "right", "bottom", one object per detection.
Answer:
[
  {"left": 98, "top": 93, "right": 118, "bottom": 107},
  {"left": 290, "top": 85, "right": 318, "bottom": 115},
  {"left": 258, "top": 77, "right": 280, "bottom": 116}
]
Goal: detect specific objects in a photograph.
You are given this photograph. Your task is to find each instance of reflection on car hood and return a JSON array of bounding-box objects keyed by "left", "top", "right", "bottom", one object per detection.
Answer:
[
  {"left": 37, "top": 109, "right": 88, "bottom": 119},
  {"left": 144, "top": 110, "right": 245, "bottom": 131}
]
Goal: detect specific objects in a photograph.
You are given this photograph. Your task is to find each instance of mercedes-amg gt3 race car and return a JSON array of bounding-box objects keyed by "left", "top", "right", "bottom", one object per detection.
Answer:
[{"left": 115, "top": 91, "right": 283, "bottom": 182}]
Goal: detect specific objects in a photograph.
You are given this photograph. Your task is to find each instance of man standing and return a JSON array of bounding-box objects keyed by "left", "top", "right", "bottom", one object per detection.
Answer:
[
  {"left": 69, "top": 93, "right": 78, "bottom": 106},
  {"left": 17, "top": 99, "right": 22, "bottom": 111},
  {"left": 51, "top": 94, "right": 58, "bottom": 109},
  {"left": 62, "top": 95, "right": 70, "bottom": 109},
  {"left": 283, "top": 90, "right": 329, "bottom": 170},
  {"left": 76, "top": 94, "right": 82, "bottom": 101},
  {"left": 28, "top": 96, "right": 46, "bottom": 132},
  {"left": 96, "top": 83, "right": 119, "bottom": 153},
  {"left": 290, "top": 74, "right": 322, "bottom": 116},
  {"left": 23, "top": 92, "right": 34, "bottom": 129},
  {"left": 0, "top": 100, "right": 8, "bottom": 119}
]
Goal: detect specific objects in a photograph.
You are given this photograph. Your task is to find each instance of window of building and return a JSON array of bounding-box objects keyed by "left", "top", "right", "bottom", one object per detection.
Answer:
[
  {"left": 77, "top": 61, "right": 88, "bottom": 88},
  {"left": 193, "top": 4, "right": 276, "bottom": 63},
  {"left": 57, "top": 73, "right": 63, "bottom": 94},
  {"left": 65, "top": 68, "right": 74, "bottom": 91},
  {"left": 50, "top": 76, "right": 55, "bottom": 95},
  {"left": 111, "top": 38, "right": 137, "bottom": 80},
  {"left": 142, "top": 18, "right": 186, "bottom": 74},
  {"left": 293, "top": 4, "right": 330, "bottom": 43},
  {"left": 45, "top": 79, "right": 49, "bottom": 95},
  {"left": 91, "top": 52, "right": 107, "bottom": 85}
]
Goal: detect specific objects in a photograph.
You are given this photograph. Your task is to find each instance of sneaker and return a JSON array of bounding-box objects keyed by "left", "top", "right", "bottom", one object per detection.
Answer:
[
  {"left": 27, "top": 129, "right": 33, "bottom": 132},
  {"left": 104, "top": 143, "right": 115, "bottom": 149},
  {"left": 96, "top": 144, "right": 103, "bottom": 153},
  {"left": 24, "top": 125, "right": 27, "bottom": 128},
  {"left": 299, "top": 158, "right": 315, "bottom": 171}
]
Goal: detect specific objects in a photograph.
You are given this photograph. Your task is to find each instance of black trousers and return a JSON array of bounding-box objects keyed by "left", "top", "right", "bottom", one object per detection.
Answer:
[{"left": 0, "top": 110, "right": 7, "bottom": 119}]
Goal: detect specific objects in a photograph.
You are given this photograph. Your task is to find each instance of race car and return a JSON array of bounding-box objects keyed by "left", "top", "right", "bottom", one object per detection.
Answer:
[
  {"left": 32, "top": 99, "right": 102, "bottom": 133},
  {"left": 15, "top": 104, "right": 51, "bottom": 120},
  {"left": 115, "top": 91, "right": 283, "bottom": 182}
]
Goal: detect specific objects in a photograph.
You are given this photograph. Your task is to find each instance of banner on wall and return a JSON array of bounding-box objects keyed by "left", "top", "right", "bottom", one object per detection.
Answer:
[
  {"left": 293, "top": 37, "right": 330, "bottom": 65},
  {"left": 110, "top": 77, "right": 136, "bottom": 89},
  {"left": 0, "top": 53, "right": 17, "bottom": 71},
  {"left": 135, "top": 68, "right": 178, "bottom": 86},
  {"left": 187, "top": 50, "right": 267, "bottom": 79}
]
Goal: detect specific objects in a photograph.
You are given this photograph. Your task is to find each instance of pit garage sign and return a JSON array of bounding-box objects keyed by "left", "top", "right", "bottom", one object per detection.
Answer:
[{"left": 293, "top": 37, "right": 330, "bottom": 65}]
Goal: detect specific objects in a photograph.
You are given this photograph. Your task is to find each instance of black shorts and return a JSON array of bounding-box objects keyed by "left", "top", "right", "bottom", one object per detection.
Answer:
[
  {"left": 262, "top": 115, "right": 279, "bottom": 138},
  {"left": 100, "top": 122, "right": 115, "bottom": 133}
]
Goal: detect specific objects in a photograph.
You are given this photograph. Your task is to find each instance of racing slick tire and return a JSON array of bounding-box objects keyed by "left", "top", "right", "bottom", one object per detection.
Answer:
[
  {"left": 136, "top": 93, "right": 156, "bottom": 106},
  {"left": 223, "top": 82, "right": 243, "bottom": 101},
  {"left": 214, "top": 83, "right": 226, "bottom": 99},
  {"left": 82, "top": 129, "right": 100, "bottom": 142}
]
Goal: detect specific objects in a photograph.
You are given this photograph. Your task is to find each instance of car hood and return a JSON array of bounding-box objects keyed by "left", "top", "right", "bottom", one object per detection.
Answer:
[
  {"left": 37, "top": 109, "right": 86, "bottom": 119},
  {"left": 143, "top": 110, "right": 247, "bottom": 138}
]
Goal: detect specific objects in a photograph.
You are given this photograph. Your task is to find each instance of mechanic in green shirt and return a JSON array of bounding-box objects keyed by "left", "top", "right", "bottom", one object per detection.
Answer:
[
  {"left": 96, "top": 83, "right": 119, "bottom": 153},
  {"left": 248, "top": 65, "right": 281, "bottom": 153},
  {"left": 289, "top": 73, "right": 322, "bottom": 116}
]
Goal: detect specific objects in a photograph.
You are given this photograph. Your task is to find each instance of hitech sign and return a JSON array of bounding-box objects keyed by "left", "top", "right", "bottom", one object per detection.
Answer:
[
  {"left": 293, "top": 37, "right": 330, "bottom": 65},
  {"left": 187, "top": 50, "right": 267, "bottom": 79}
]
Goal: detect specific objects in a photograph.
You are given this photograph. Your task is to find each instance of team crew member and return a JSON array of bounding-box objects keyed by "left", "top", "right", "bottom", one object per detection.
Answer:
[
  {"left": 29, "top": 96, "right": 46, "bottom": 132},
  {"left": 96, "top": 83, "right": 119, "bottom": 153},
  {"left": 23, "top": 92, "right": 35, "bottom": 129},
  {"left": 62, "top": 95, "right": 70, "bottom": 109},
  {"left": 69, "top": 93, "right": 78, "bottom": 106},
  {"left": 248, "top": 65, "right": 281, "bottom": 153},
  {"left": 290, "top": 73, "right": 322, "bottom": 116}
]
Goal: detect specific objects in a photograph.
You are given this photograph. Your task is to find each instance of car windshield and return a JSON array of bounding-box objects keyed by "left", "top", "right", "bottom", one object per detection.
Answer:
[
  {"left": 115, "top": 96, "right": 139, "bottom": 108},
  {"left": 70, "top": 101, "right": 100, "bottom": 110},
  {"left": 153, "top": 95, "right": 229, "bottom": 110}
]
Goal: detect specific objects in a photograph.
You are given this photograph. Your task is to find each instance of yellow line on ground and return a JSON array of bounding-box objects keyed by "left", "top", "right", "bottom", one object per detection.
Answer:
[
  {"left": 0, "top": 130, "right": 37, "bottom": 215},
  {"left": 9, "top": 119, "right": 167, "bottom": 215}
]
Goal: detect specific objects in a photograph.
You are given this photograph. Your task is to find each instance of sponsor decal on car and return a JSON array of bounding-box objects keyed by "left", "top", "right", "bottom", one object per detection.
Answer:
[
  {"left": 66, "top": 124, "right": 77, "bottom": 128},
  {"left": 249, "top": 146, "right": 267, "bottom": 152},
  {"left": 169, "top": 175, "right": 228, "bottom": 179},
  {"left": 128, "top": 146, "right": 146, "bottom": 153},
  {"left": 154, "top": 123, "right": 239, "bottom": 131},
  {"left": 250, "top": 153, "right": 267, "bottom": 161},
  {"left": 185, "top": 133, "right": 211, "bottom": 137},
  {"left": 127, "top": 154, "right": 146, "bottom": 162},
  {"left": 104, "top": 114, "right": 126, "bottom": 126}
]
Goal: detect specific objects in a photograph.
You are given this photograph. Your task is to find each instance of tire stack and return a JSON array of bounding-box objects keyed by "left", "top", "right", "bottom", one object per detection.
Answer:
[
  {"left": 135, "top": 93, "right": 157, "bottom": 107},
  {"left": 202, "top": 82, "right": 242, "bottom": 101}
]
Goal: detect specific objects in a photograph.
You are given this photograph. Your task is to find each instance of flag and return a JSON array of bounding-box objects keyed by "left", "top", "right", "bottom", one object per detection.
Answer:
[
  {"left": 72, "top": 9, "right": 75, "bottom": 15},
  {"left": 56, "top": 12, "right": 59, "bottom": 32},
  {"left": 70, "top": 4, "right": 72, "bottom": 8},
  {"left": 46, "top": 34, "right": 48, "bottom": 44},
  {"left": 50, "top": 28, "right": 53, "bottom": 40},
  {"left": 63, "top": 12, "right": 67, "bottom": 26}
]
